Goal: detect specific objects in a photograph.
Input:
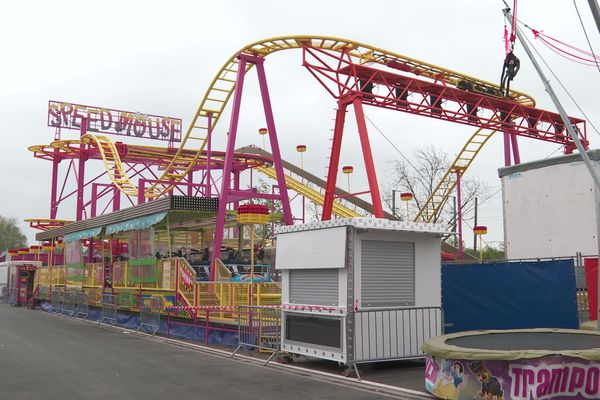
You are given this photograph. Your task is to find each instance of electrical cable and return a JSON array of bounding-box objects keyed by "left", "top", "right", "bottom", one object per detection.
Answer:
[
  {"left": 518, "top": 20, "right": 600, "bottom": 137},
  {"left": 572, "top": 0, "right": 599, "bottom": 72},
  {"left": 364, "top": 113, "right": 429, "bottom": 183}
]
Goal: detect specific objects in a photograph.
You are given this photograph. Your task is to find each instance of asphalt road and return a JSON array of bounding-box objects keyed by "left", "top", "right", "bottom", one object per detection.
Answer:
[{"left": 0, "top": 304, "right": 413, "bottom": 400}]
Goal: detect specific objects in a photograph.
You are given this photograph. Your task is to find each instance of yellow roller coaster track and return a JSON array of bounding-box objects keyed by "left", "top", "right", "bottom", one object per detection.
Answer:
[
  {"left": 255, "top": 166, "right": 360, "bottom": 218},
  {"left": 80, "top": 35, "right": 535, "bottom": 199},
  {"left": 413, "top": 127, "right": 498, "bottom": 223}
]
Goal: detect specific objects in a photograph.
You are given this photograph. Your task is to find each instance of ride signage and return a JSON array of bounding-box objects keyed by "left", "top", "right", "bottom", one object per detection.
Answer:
[{"left": 48, "top": 100, "right": 182, "bottom": 142}]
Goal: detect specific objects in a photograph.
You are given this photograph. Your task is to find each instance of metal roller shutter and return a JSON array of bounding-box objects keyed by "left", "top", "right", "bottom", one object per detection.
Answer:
[
  {"left": 361, "top": 240, "right": 414, "bottom": 307},
  {"left": 290, "top": 269, "right": 339, "bottom": 306}
]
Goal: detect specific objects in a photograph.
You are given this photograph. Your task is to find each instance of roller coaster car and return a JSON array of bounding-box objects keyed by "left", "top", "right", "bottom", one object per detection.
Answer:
[{"left": 456, "top": 80, "right": 504, "bottom": 99}]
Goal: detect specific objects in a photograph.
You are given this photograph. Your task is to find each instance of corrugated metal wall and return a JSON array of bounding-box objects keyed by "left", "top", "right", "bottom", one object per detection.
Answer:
[
  {"left": 361, "top": 240, "right": 415, "bottom": 307},
  {"left": 289, "top": 269, "right": 339, "bottom": 306}
]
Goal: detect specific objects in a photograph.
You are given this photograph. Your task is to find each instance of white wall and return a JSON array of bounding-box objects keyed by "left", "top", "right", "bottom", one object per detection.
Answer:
[{"left": 502, "top": 159, "right": 600, "bottom": 259}]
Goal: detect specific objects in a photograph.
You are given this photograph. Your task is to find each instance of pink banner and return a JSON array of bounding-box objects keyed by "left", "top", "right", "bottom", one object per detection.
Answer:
[{"left": 426, "top": 355, "right": 600, "bottom": 399}]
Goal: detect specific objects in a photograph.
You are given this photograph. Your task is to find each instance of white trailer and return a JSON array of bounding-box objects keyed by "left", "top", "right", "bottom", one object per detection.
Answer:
[
  {"left": 276, "top": 218, "right": 446, "bottom": 372},
  {"left": 499, "top": 150, "right": 600, "bottom": 259}
]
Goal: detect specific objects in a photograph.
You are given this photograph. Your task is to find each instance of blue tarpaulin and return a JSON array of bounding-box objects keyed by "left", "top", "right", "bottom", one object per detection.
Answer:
[
  {"left": 40, "top": 302, "right": 238, "bottom": 347},
  {"left": 442, "top": 259, "right": 579, "bottom": 333}
]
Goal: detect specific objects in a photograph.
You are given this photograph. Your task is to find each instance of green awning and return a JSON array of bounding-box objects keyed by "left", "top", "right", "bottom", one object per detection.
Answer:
[
  {"left": 105, "top": 212, "right": 168, "bottom": 235},
  {"left": 64, "top": 227, "right": 103, "bottom": 243}
]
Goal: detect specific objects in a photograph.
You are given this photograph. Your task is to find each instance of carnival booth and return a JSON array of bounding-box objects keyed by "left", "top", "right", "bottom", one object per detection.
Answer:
[
  {"left": 0, "top": 261, "right": 42, "bottom": 305},
  {"left": 276, "top": 218, "right": 446, "bottom": 372}
]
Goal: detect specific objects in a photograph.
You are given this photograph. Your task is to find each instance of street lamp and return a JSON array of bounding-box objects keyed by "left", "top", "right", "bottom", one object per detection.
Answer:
[
  {"left": 258, "top": 127, "right": 268, "bottom": 149},
  {"left": 400, "top": 192, "right": 413, "bottom": 221},
  {"left": 473, "top": 225, "right": 488, "bottom": 262},
  {"left": 342, "top": 165, "right": 353, "bottom": 192},
  {"left": 296, "top": 144, "right": 307, "bottom": 169}
]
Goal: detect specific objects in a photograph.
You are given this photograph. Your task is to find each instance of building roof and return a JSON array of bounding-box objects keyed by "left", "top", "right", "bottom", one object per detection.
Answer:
[
  {"left": 36, "top": 196, "right": 219, "bottom": 241},
  {"left": 498, "top": 149, "right": 600, "bottom": 178}
]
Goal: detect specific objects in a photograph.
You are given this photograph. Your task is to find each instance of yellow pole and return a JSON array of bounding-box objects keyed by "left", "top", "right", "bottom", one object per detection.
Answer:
[{"left": 479, "top": 235, "right": 483, "bottom": 262}]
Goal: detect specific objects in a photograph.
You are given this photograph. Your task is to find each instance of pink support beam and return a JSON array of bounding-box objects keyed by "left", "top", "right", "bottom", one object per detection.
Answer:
[
  {"left": 76, "top": 118, "right": 88, "bottom": 221},
  {"left": 210, "top": 55, "right": 249, "bottom": 281},
  {"left": 503, "top": 132, "right": 512, "bottom": 167},
  {"left": 255, "top": 59, "right": 293, "bottom": 225},
  {"left": 210, "top": 53, "right": 293, "bottom": 281},
  {"left": 510, "top": 133, "right": 521, "bottom": 164}
]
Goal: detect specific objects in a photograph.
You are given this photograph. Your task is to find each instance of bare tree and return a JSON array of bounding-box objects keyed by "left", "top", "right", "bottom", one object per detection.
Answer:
[
  {"left": 384, "top": 145, "right": 493, "bottom": 225},
  {"left": 0, "top": 216, "right": 27, "bottom": 251}
]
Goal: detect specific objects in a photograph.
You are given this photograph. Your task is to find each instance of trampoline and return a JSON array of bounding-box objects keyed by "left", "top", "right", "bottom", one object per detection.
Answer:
[{"left": 422, "top": 329, "right": 600, "bottom": 400}]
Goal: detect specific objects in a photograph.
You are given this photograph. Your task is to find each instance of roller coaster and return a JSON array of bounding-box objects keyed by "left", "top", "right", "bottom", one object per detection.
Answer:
[{"left": 28, "top": 35, "right": 588, "bottom": 277}]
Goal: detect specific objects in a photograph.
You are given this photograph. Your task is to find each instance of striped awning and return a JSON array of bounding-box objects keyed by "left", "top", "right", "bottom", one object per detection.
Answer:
[
  {"left": 63, "top": 227, "right": 103, "bottom": 243},
  {"left": 105, "top": 212, "right": 168, "bottom": 235}
]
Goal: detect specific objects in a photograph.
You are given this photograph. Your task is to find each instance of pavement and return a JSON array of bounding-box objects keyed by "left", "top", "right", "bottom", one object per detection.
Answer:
[{"left": 0, "top": 304, "right": 432, "bottom": 400}]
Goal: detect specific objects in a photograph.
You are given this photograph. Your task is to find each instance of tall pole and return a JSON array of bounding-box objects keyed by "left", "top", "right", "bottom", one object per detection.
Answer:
[
  {"left": 456, "top": 170, "right": 463, "bottom": 263},
  {"left": 473, "top": 197, "right": 478, "bottom": 251},
  {"left": 392, "top": 190, "right": 397, "bottom": 219},
  {"left": 588, "top": 0, "right": 600, "bottom": 35},
  {"left": 506, "top": 8, "right": 600, "bottom": 326}
]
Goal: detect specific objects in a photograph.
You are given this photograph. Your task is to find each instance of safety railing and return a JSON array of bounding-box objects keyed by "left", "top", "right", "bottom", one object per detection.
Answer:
[
  {"left": 194, "top": 282, "right": 282, "bottom": 310},
  {"left": 74, "top": 292, "right": 89, "bottom": 319},
  {"left": 165, "top": 306, "right": 239, "bottom": 345},
  {"left": 232, "top": 305, "right": 282, "bottom": 365},
  {"left": 98, "top": 293, "right": 117, "bottom": 326},
  {"left": 62, "top": 291, "right": 77, "bottom": 317},
  {"left": 83, "top": 263, "right": 104, "bottom": 287},
  {"left": 350, "top": 306, "right": 444, "bottom": 365},
  {"left": 7, "top": 288, "right": 18, "bottom": 305},
  {"left": 136, "top": 297, "right": 161, "bottom": 336},
  {"left": 50, "top": 290, "right": 63, "bottom": 312},
  {"left": 0, "top": 285, "right": 7, "bottom": 303}
]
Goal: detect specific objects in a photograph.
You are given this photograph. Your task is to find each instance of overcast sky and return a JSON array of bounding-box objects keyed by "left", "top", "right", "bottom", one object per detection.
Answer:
[{"left": 1, "top": 0, "right": 599, "bottom": 247}]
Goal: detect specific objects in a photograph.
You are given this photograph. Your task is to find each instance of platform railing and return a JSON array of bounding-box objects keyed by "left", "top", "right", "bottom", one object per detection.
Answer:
[
  {"left": 349, "top": 306, "right": 444, "bottom": 365},
  {"left": 137, "top": 297, "right": 161, "bottom": 336},
  {"left": 98, "top": 294, "right": 117, "bottom": 326},
  {"left": 231, "top": 305, "right": 281, "bottom": 365}
]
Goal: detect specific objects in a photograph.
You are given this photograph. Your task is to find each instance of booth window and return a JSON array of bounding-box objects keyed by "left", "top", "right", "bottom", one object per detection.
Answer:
[
  {"left": 285, "top": 314, "right": 342, "bottom": 350},
  {"left": 289, "top": 268, "right": 339, "bottom": 306},
  {"left": 128, "top": 228, "right": 156, "bottom": 283},
  {"left": 361, "top": 240, "right": 415, "bottom": 307},
  {"left": 65, "top": 240, "right": 84, "bottom": 282}
]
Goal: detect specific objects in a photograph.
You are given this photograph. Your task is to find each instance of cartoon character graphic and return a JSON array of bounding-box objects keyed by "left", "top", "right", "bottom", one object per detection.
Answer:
[
  {"left": 432, "top": 361, "right": 465, "bottom": 399},
  {"left": 468, "top": 361, "right": 504, "bottom": 400}
]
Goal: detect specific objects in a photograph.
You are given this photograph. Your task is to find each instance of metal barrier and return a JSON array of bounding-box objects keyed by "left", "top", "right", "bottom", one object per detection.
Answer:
[
  {"left": 136, "top": 297, "right": 161, "bottom": 336},
  {"left": 50, "top": 290, "right": 62, "bottom": 312},
  {"left": 232, "top": 305, "right": 281, "bottom": 365},
  {"left": 62, "top": 291, "right": 77, "bottom": 317},
  {"left": 98, "top": 294, "right": 117, "bottom": 326},
  {"left": 0, "top": 285, "right": 7, "bottom": 303},
  {"left": 166, "top": 306, "right": 239, "bottom": 345},
  {"left": 7, "top": 288, "right": 18, "bottom": 305},
  {"left": 74, "top": 292, "right": 89, "bottom": 319},
  {"left": 350, "top": 306, "right": 444, "bottom": 364}
]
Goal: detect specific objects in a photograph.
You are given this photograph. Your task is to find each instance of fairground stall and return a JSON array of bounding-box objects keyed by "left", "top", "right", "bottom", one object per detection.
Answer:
[
  {"left": 276, "top": 218, "right": 446, "bottom": 377},
  {"left": 33, "top": 196, "right": 281, "bottom": 320},
  {"left": 0, "top": 260, "right": 42, "bottom": 306}
]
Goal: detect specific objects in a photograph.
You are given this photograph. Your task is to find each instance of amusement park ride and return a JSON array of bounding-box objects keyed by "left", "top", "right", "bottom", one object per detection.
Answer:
[{"left": 22, "top": 35, "right": 587, "bottom": 279}]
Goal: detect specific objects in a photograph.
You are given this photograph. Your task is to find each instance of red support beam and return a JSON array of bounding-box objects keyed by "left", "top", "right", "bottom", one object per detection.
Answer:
[
  {"left": 352, "top": 98, "right": 384, "bottom": 218},
  {"left": 322, "top": 102, "right": 348, "bottom": 221},
  {"left": 303, "top": 47, "right": 587, "bottom": 151}
]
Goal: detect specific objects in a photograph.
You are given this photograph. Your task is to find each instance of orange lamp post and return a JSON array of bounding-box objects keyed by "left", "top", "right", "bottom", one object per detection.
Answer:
[
  {"left": 342, "top": 165, "right": 353, "bottom": 192},
  {"left": 473, "top": 225, "right": 488, "bottom": 262}
]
